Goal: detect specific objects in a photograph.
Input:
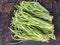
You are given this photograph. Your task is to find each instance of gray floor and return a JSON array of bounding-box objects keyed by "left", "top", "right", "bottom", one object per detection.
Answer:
[{"left": 0, "top": 0, "right": 60, "bottom": 45}]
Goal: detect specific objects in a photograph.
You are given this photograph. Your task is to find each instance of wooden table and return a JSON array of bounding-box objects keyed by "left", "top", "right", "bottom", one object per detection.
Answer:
[{"left": 0, "top": 0, "right": 60, "bottom": 45}]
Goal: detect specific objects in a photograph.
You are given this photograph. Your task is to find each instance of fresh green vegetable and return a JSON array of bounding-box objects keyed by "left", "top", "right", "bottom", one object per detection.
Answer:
[{"left": 10, "top": 1, "right": 56, "bottom": 42}]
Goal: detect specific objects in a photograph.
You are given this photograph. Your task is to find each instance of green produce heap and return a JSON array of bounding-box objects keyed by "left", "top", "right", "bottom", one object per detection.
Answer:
[{"left": 10, "top": 1, "right": 56, "bottom": 42}]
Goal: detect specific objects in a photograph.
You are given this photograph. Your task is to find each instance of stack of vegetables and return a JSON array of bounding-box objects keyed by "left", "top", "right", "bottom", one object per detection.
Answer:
[{"left": 10, "top": 1, "right": 56, "bottom": 42}]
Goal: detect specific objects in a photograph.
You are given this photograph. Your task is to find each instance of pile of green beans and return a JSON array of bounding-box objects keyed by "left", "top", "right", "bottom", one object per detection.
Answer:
[{"left": 10, "top": 1, "right": 56, "bottom": 42}]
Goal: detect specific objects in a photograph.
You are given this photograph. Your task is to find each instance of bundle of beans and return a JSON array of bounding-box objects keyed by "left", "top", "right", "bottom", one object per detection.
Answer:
[{"left": 10, "top": 1, "right": 56, "bottom": 42}]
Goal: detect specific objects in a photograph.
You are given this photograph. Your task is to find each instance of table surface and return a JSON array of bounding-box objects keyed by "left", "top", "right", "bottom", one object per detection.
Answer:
[{"left": 0, "top": 0, "right": 60, "bottom": 45}]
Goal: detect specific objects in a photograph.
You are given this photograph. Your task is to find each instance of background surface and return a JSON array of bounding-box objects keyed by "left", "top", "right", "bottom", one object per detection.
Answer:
[{"left": 0, "top": 0, "right": 60, "bottom": 45}]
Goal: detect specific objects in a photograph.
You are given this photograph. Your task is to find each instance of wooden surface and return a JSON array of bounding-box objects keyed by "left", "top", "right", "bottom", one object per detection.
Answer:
[{"left": 0, "top": 0, "right": 60, "bottom": 45}]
